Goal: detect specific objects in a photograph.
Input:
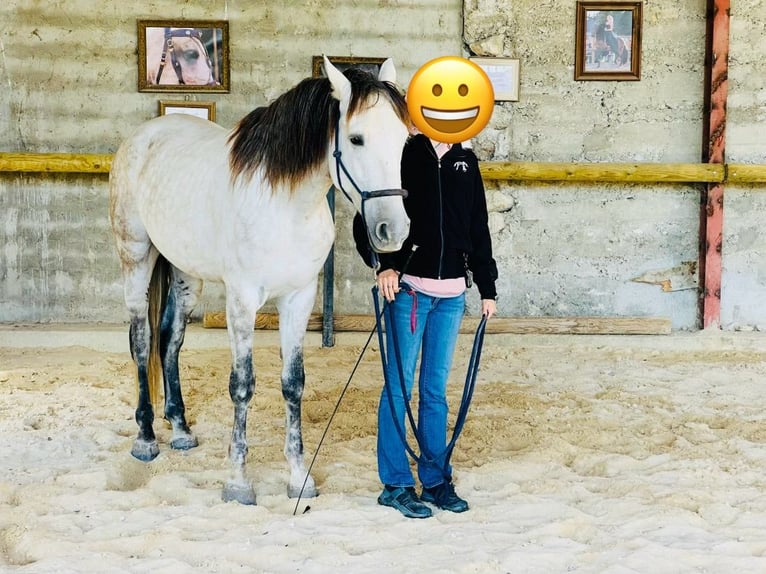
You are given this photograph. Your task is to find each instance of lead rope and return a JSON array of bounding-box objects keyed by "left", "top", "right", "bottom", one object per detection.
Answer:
[
  {"left": 292, "top": 285, "right": 487, "bottom": 515},
  {"left": 374, "top": 285, "right": 488, "bottom": 483}
]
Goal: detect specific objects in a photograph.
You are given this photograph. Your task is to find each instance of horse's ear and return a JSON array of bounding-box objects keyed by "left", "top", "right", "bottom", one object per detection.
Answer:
[
  {"left": 323, "top": 55, "right": 352, "bottom": 104},
  {"left": 378, "top": 58, "right": 397, "bottom": 84}
]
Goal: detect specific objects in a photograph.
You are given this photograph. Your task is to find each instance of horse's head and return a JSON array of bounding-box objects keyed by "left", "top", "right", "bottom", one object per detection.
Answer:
[{"left": 324, "top": 56, "right": 410, "bottom": 254}]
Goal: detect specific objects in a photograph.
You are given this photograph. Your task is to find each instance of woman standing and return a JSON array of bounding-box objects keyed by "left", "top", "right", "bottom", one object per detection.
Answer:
[{"left": 354, "top": 133, "right": 498, "bottom": 519}]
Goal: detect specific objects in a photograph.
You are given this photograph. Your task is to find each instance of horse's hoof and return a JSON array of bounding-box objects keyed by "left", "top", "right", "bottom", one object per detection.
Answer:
[
  {"left": 222, "top": 481, "right": 257, "bottom": 505},
  {"left": 288, "top": 481, "right": 318, "bottom": 499},
  {"left": 170, "top": 434, "right": 198, "bottom": 451},
  {"left": 131, "top": 439, "right": 159, "bottom": 462}
]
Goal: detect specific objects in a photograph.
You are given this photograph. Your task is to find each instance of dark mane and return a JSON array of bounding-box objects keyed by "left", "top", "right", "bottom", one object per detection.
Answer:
[{"left": 228, "top": 67, "right": 409, "bottom": 191}]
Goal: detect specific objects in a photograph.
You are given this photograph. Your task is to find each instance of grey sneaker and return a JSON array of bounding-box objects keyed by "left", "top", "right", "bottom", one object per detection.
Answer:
[
  {"left": 377, "top": 485, "right": 432, "bottom": 519},
  {"left": 421, "top": 482, "right": 469, "bottom": 513}
]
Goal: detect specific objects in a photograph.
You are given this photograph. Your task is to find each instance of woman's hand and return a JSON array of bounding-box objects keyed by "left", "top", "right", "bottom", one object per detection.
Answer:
[
  {"left": 377, "top": 269, "right": 400, "bottom": 302},
  {"left": 481, "top": 298, "right": 497, "bottom": 319}
]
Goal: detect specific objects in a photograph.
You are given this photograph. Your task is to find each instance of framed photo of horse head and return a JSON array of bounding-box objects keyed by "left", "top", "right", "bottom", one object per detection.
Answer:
[
  {"left": 138, "top": 19, "right": 230, "bottom": 93},
  {"left": 575, "top": 2, "right": 642, "bottom": 81}
]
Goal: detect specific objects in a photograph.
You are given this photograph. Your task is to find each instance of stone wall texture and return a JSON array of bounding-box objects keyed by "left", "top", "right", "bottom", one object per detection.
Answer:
[{"left": 1, "top": 1, "right": 765, "bottom": 331}]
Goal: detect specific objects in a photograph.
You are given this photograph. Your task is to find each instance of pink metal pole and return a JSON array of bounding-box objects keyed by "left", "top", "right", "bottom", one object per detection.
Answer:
[{"left": 700, "top": 0, "right": 730, "bottom": 329}]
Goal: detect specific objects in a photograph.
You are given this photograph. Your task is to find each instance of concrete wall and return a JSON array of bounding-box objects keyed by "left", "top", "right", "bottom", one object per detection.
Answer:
[
  {"left": 1, "top": 1, "right": 765, "bottom": 331},
  {"left": 450, "top": 0, "right": 708, "bottom": 329}
]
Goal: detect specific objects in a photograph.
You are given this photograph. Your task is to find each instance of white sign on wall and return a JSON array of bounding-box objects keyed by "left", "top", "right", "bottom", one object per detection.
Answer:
[{"left": 470, "top": 57, "right": 520, "bottom": 102}]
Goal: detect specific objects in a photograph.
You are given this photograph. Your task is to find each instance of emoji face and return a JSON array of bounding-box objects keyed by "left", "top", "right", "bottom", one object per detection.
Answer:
[{"left": 406, "top": 56, "right": 494, "bottom": 143}]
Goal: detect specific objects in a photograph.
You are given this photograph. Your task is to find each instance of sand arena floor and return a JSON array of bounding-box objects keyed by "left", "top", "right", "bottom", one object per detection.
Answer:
[{"left": 1, "top": 324, "right": 766, "bottom": 573}]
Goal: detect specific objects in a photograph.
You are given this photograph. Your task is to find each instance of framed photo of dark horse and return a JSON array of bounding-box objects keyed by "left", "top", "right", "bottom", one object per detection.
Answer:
[
  {"left": 574, "top": 2, "right": 642, "bottom": 81},
  {"left": 137, "top": 19, "right": 230, "bottom": 93},
  {"left": 311, "top": 56, "right": 387, "bottom": 79}
]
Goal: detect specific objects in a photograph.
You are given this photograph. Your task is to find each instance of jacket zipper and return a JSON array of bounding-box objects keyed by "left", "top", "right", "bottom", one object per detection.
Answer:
[
  {"left": 426, "top": 140, "right": 446, "bottom": 279},
  {"left": 436, "top": 154, "right": 445, "bottom": 279}
]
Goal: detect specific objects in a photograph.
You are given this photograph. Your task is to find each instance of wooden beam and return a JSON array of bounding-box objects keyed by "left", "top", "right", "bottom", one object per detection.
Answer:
[
  {"left": 0, "top": 152, "right": 112, "bottom": 173},
  {"left": 727, "top": 164, "right": 766, "bottom": 183},
  {"left": 699, "top": 0, "right": 730, "bottom": 329},
  {"left": 480, "top": 161, "right": 724, "bottom": 183},
  {"left": 2, "top": 152, "right": 766, "bottom": 184},
  {"left": 202, "top": 311, "right": 671, "bottom": 335}
]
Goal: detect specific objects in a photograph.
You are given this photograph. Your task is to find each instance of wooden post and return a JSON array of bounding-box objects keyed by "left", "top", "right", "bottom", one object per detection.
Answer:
[
  {"left": 321, "top": 187, "right": 336, "bottom": 347},
  {"left": 699, "top": 0, "right": 730, "bottom": 329}
]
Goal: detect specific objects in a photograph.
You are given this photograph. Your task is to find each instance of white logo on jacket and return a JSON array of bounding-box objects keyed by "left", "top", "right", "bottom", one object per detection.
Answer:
[{"left": 454, "top": 161, "right": 469, "bottom": 173}]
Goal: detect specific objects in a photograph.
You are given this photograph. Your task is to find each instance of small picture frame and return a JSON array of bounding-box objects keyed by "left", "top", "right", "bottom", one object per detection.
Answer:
[
  {"left": 138, "top": 19, "right": 229, "bottom": 92},
  {"left": 158, "top": 100, "right": 216, "bottom": 122},
  {"left": 575, "top": 2, "right": 642, "bottom": 81},
  {"left": 312, "top": 55, "right": 387, "bottom": 78},
  {"left": 469, "top": 57, "right": 520, "bottom": 101}
]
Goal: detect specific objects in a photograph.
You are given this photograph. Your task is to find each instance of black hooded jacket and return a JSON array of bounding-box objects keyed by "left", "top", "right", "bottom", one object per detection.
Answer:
[{"left": 354, "top": 134, "right": 498, "bottom": 300}]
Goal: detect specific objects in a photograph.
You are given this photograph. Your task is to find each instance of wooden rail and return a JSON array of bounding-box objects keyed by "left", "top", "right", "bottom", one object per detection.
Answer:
[
  {"left": 0, "top": 153, "right": 111, "bottom": 173},
  {"left": 2, "top": 152, "right": 766, "bottom": 183},
  {"left": 202, "top": 311, "right": 672, "bottom": 335},
  {"left": 727, "top": 164, "right": 766, "bottom": 183},
  {"left": 480, "top": 161, "right": 725, "bottom": 183}
]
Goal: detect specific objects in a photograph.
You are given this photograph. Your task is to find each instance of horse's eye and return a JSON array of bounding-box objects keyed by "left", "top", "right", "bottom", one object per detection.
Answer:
[
  {"left": 183, "top": 50, "right": 200, "bottom": 61},
  {"left": 349, "top": 135, "right": 364, "bottom": 146}
]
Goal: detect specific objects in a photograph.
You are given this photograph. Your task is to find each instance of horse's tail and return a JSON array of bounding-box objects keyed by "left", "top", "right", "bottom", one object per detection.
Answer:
[{"left": 146, "top": 254, "right": 171, "bottom": 409}]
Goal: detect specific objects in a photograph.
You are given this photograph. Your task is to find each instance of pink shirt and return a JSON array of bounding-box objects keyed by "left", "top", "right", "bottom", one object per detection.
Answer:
[{"left": 401, "top": 274, "right": 466, "bottom": 298}]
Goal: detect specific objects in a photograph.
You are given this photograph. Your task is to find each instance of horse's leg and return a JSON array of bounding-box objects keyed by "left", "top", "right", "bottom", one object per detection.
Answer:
[
  {"left": 277, "top": 283, "right": 318, "bottom": 498},
  {"left": 221, "top": 287, "right": 263, "bottom": 505},
  {"left": 161, "top": 266, "right": 203, "bottom": 451},
  {"left": 122, "top": 250, "right": 161, "bottom": 462}
]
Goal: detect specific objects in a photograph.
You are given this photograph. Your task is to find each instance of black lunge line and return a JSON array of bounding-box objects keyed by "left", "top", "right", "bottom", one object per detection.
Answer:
[
  {"left": 373, "top": 285, "right": 488, "bottom": 484},
  {"left": 291, "top": 308, "right": 382, "bottom": 516},
  {"left": 293, "top": 285, "right": 487, "bottom": 515}
]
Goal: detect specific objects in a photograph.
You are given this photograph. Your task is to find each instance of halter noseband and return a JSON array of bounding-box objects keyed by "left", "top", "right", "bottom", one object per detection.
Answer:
[
  {"left": 332, "top": 117, "right": 407, "bottom": 266},
  {"left": 156, "top": 28, "right": 218, "bottom": 86}
]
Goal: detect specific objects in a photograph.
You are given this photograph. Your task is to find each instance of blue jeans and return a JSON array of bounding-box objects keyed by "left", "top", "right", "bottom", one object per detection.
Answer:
[{"left": 378, "top": 288, "right": 465, "bottom": 489}]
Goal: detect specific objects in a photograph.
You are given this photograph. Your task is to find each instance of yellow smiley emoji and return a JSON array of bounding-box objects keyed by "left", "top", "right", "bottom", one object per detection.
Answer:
[{"left": 407, "top": 56, "right": 494, "bottom": 143}]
